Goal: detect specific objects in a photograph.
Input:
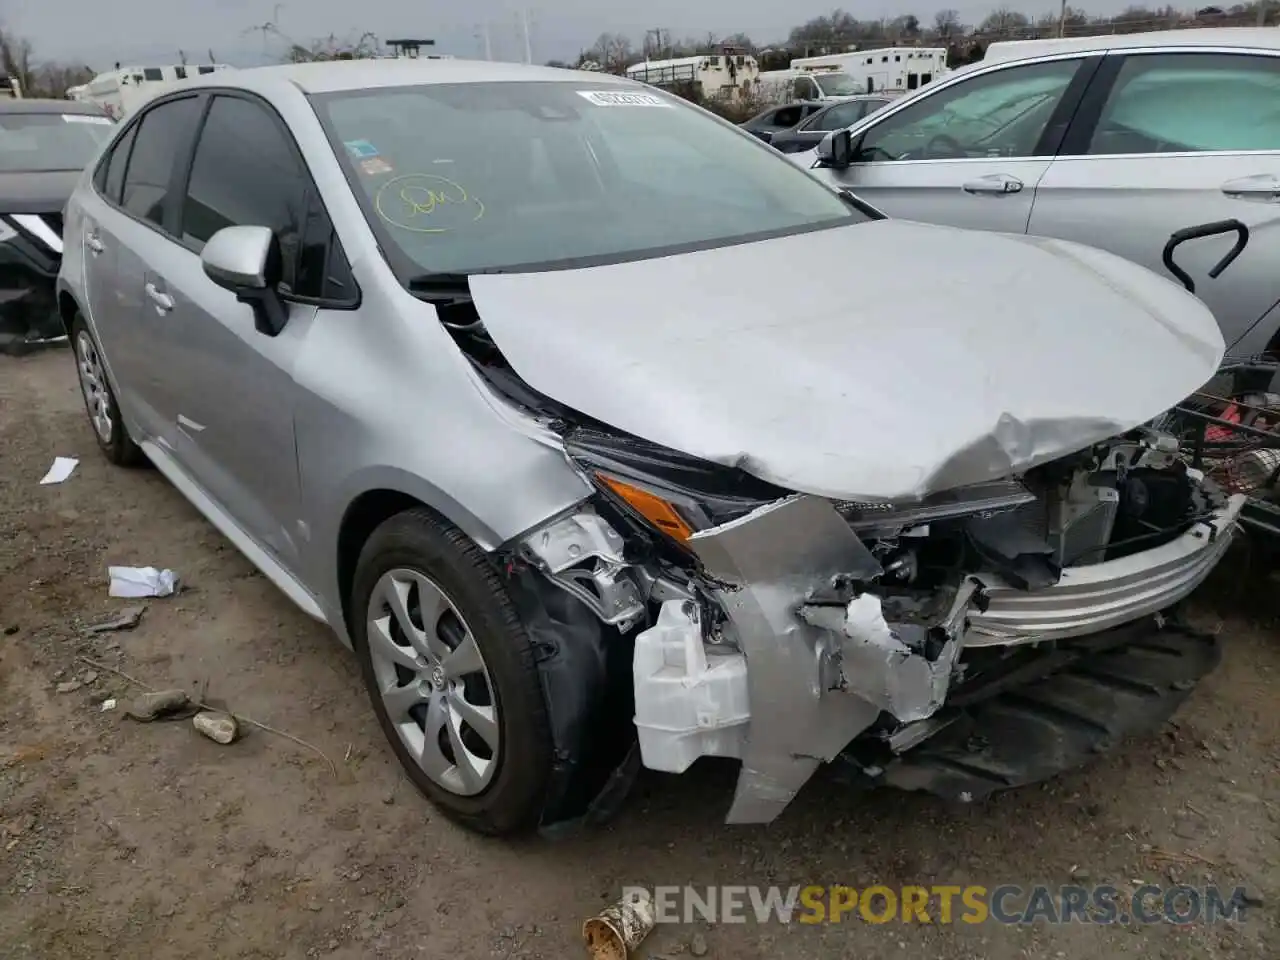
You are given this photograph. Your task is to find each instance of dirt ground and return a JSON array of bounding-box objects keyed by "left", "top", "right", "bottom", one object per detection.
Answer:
[{"left": 1, "top": 348, "right": 1278, "bottom": 960}]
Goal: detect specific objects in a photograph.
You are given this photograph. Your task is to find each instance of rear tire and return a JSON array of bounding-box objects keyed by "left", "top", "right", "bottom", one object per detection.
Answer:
[
  {"left": 351, "top": 508, "right": 553, "bottom": 835},
  {"left": 69, "top": 313, "right": 145, "bottom": 467}
]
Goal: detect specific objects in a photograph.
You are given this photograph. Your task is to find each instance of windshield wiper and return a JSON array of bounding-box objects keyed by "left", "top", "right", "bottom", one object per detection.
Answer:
[
  {"left": 406, "top": 272, "right": 473, "bottom": 303},
  {"left": 838, "top": 188, "right": 887, "bottom": 220}
]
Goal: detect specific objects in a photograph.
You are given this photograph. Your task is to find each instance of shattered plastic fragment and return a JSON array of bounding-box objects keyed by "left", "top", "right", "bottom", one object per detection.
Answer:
[
  {"left": 801, "top": 591, "right": 965, "bottom": 724},
  {"left": 108, "top": 567, "right": 179, "bottom": 599}
]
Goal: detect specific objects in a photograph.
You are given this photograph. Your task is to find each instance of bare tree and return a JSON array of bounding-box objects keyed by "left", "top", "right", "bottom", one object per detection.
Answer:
[
  {"left": 933, "top": 9, "right": 963, "bottom": 39},
  {"left": 286, "top": 30, "right": 380, "bottom": 63},
  {"left": 589, "top": 32, "right": 633, "bottom": 73}
]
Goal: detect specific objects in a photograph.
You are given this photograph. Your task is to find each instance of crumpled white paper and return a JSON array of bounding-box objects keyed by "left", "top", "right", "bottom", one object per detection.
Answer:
[
  {"left": 40, "top": 457, "right": 79, "bottom": 485},
  {"left": 108, "top": 566, "right": 179, "bottom": 598}
]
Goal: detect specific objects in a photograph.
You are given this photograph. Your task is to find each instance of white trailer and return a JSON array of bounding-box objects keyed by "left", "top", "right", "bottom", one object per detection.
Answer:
[
  {"left": 791, "top": 47, "right": 948, "bottom": 95},
  {"left": 626, "top": 53, "right": 761, "bottom": 102},
  {"left": 82, "top": 63, "right": 234, "bottom": 120},
  {"left": 756, "top": 68, "right": 864, "bottom": 103}
]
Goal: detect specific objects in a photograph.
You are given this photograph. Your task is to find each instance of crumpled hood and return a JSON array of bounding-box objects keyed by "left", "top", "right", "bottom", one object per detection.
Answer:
[{"left": 469, "top": 219, "right": 1224, "bottom": 501}]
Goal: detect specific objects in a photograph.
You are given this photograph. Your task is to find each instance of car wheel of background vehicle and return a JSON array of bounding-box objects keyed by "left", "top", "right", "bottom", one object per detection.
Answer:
[
  {"left": 351, "top": 508, "right": 553, "bottom": 835},
  {"left": 70, "top": 313, "right": 145, "bottom": 467}
]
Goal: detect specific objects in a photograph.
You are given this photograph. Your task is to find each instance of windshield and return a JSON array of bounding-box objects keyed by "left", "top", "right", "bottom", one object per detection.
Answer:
[
  {"left": 814, "top": 73, "right": 860, "bottom": 97},
  {"left": 312, "top": 81, "right": 860, "bottom": 277},
  {"left": 0, "top": 112, "right": 114, "bottom": 173}
]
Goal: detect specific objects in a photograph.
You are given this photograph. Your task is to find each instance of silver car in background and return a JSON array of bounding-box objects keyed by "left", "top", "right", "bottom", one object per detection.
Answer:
[
  {"left": 798, "top": 27, "right": 1280, "bottom": 359},
  {"left": 57, "top": 59, "right": 1241, "bottom": 836}
]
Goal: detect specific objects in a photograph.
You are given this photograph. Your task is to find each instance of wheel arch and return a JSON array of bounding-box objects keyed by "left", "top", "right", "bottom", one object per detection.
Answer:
[{"left": 56, "top": 285, "right": 82, "bottom": 339}]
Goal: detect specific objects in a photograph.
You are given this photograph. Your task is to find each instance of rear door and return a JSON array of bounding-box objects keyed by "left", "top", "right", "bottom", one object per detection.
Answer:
[
  {"left": 83, "top": 94, "right": 204, "bottom": 446},
  {"left": 1029, "top": 49, "right": 1280, "bottom": 357},
  {"left": 819, "top": 55, "right": 1100, "bottom": 233}
]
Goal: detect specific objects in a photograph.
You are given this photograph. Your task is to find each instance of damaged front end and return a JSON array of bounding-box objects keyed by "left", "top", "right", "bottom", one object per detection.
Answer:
[{"left": 510, "top": 421, "right": 1242, "bottom": 826}]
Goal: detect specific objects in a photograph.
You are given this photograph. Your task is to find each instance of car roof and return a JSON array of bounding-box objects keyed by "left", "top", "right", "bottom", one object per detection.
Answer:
[
  {"left": 174, "top": 57, "right": 637, "bottom": 97},
  {"left": 0, "top": 98, "right": 108, "bottom": 115},
  {"left": 982, "top": 26, "right": 1280, "bottom": 64}
]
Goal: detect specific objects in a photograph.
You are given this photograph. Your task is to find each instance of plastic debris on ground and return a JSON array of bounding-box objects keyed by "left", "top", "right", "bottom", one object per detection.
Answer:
[
  {"left": 193, "top": 711, "right": 239, "bottom": 745},
  {"left": 39, "top": 457, "right": 79, "bottom": 485},
  {"left": 108, "top": 567, "right": 179, "bottom": 599},
  {"left": 582, "top": 889, "right": 655, "bottom": 960}
]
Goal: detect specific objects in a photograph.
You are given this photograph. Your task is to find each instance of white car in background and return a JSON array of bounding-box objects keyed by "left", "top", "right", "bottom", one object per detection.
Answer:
[{"left": 796, "top": 27, "right": 1280, "bottom": 360}]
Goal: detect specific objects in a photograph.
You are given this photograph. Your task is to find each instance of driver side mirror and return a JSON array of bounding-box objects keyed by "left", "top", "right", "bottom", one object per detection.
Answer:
[
  {"left": 201, "top": 225, "right": 289, "bottom": 337},
  {"left": 816, "top": 129, "right": 854, "bottom": 169}
]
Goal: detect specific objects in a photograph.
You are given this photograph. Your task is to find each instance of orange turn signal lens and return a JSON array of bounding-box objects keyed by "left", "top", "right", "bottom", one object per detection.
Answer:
[{"left": 596, "top": 474, "right": 695, "bottom": 542}]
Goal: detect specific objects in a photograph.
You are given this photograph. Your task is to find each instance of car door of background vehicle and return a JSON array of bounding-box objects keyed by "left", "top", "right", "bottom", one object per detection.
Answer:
[
  {"left": 147, "top": 92, "right": 356, "bottom": 570},
  {"left": 821, "top": 56, "right": 1100, "bottom": 233},
  {"left": 1028, "top": 49, "right": 1280, "bottom": 357},
  {"left": 86, "top": 95, "right": 204, "bottom": 448},
  {"left": 774, "top": 98, "right": 871, "bottom": 153}
]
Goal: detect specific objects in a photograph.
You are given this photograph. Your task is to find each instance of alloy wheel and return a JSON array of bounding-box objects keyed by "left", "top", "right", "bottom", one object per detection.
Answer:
[{"left": 75, "top": 330, "right": 113, "bottom": 443}]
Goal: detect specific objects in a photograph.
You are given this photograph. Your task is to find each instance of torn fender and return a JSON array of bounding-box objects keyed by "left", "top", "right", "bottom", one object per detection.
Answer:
[{"left": 685, "top": 495, "right": 886, "bottom": 824}]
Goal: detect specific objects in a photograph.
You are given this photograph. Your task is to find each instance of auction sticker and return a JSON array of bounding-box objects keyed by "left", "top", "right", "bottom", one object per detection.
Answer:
[
  {"left": 343, "top": 139, "right": 380, "bottom": 159},
  {"left": 576, "top": 90, "right": 671, "bottom": 107},
  {"left": 63, "top": 114, "right": 113, "bottom": 124},
  {"left": 360, "top": 157, "right": 394, "bottom": 176}
]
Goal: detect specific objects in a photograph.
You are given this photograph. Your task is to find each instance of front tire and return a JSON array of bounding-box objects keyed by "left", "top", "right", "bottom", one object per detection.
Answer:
[
  {"left": 351, "top": 508, "right": 553, "bottom": 835},
  {"left": 70, "top": 313, "right": 145, "bottom": 467}
]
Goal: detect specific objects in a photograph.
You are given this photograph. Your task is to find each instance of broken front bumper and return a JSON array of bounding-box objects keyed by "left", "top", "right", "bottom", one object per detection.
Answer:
[
  {"left": 966, "top": 493, "right": 1246, "bottom": 646},
  {"left": 631, "top": 493, "right": 1244, "bottom": 825}
]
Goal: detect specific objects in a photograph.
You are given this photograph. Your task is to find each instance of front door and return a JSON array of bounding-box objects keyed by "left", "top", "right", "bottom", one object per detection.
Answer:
[
  {"left": 145, "top": 92, "right": 324, "bottom": 569},
  {"left": 821, "top": 56, "right": 1096, "bottom": 234},
  {"left": 1029, "top": 49, "right": 1280, "bottom": 358}
]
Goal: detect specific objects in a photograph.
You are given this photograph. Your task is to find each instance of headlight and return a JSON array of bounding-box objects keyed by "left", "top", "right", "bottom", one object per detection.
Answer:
[
  {"left": 835, "top": 479, "right": 1037, "bottom": 534},
  {"left": 564, "top": 427, "right": 789, "bottom": 544}
]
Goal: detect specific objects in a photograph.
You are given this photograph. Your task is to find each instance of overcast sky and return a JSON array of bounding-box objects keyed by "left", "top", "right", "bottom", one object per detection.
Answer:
[{"left": 8, "top": 0, "right": 1164, "bottom": 70}]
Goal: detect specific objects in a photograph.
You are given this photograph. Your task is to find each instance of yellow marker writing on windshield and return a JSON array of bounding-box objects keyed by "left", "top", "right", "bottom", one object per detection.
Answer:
[{"left": 374, "top": 174, "right": 485, "bottom": 234}]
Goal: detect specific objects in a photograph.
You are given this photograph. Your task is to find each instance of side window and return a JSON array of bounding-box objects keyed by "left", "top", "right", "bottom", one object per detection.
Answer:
[
  {"left": 772, "top": 106, "right": 803, "bottom": 128},
  {"left": 794, "top": 77, "right": 817, "bottom": 100},
  {"left": 1087, "top": 53, "right": 1280, "bottom": 156},
  {"left": 97, "top": 122, "right": 138, "bottom": 203},
  {"left": 121, "top": 96, "right": 202, "bottom": 227},
  {"left": 806, "top": 101, "right": 864, "bottom": 132},
  {"left": 856, "top": 58, "right": 1082, "bottom": 162},
  {"left": 180, "top": 95, "right": 345, "bottom": 300}
]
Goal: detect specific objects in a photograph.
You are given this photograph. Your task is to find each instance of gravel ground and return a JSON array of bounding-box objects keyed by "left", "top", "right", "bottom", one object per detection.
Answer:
[{"left": 1, "top": 347, "right": 1278, "bottom": 960}]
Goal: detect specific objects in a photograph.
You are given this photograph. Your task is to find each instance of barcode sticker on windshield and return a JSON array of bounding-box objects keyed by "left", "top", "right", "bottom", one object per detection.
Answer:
[
  {"left": 577, "top": 90, "right": 671, "bottom": 108},
  {"left": 63, "top": 115, "right": 113, "bottom": 124}
]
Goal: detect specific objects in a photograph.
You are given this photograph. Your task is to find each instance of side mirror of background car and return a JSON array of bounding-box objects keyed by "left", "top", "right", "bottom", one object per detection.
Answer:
[
  {"left": 815, "top": 129, "right": 854, "bottom": 169},
  {"left": 756, "top": 130, "right": 774, "bottom": 144},
  {"left": 201, "top": 225, "right": 289, "bottom": 337}
]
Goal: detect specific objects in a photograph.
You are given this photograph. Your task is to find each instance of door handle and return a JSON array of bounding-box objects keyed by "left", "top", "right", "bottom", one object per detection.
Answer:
[
  {"left": 144, "top": 282, "right": 175, "bottom": 313},
  {"left": 962, "top": 174, "right": 1024, "bottom": 195},
  {"left": 86, "top": 233, "right": 104, "bottom": 254},
  {"left": 1221, "top": 174, "right": 1280, "bottom": 202}
]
